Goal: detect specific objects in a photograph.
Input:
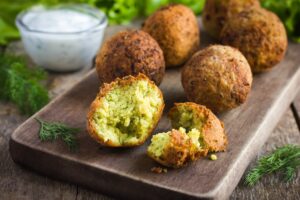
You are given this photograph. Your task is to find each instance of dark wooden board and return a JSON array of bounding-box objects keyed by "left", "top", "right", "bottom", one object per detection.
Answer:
[
  {"left": 291, "top": 93, "right": 300, "bottom": 131},
  {"left": 9, "top": 22, "right": 300, "bottom": 200}
]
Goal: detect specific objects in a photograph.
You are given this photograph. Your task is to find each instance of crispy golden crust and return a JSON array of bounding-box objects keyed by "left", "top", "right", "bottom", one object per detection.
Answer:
[
  {"left": 202, "top": 0, "right": 260, "bottom": 39},
  {"left": 142, "top": 4, "right": 200, "bottom": 68},
  {"left": 87, "top": 73, "right": 165, "bottom": 147},
  {"left": 220, "top": 8, "right": 288, "bottom": 73},
  {"left": 168, "top": 102, "right": 228, "bottom": 152},
  {"left": 95, "top": 30, "right": 165, "bottom": 85},
  {"left": 182, "top": 45, "right": 253, "bottom": 113},
  {"left": 147, "top": 129, "right": 192, "bottom": 168}
]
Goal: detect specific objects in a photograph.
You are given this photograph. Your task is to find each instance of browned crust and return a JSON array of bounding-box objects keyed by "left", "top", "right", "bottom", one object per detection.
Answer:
[
  {"left": 87, "top": 73, "right": 165, "bottom": 147},
  {"left": 147, "top": 129, "right": 191, "bottom": 168},
  {"left": 220, "top": 8, "right": 288, "bottom": 73},
  {"left": 95, "top": 29, "right": 165, "bottom": 85},
  {"left": 202, "top": 0, "right": 260, "bottom": 39},
  {"left": 168, "top": 102, "right": 228, "bottom": 152},
  {"left": 182, "top": 45, "right": 253, "bottom": 113},
  {"left": 189, "top": 143, "right": 209, "bottom": 161},
  {"left": 142, "top": 4, "right": 200, "bottom": 68}
]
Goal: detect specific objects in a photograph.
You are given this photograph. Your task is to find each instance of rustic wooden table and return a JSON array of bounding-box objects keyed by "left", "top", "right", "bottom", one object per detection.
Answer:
[{"left": 1, "top": 24, "right": 300, "bottom": 200}]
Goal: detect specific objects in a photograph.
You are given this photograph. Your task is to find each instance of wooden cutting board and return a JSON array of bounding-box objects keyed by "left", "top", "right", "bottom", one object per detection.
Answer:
[{"left": 9, "top": 21, "right": 300, "bottom": 200}]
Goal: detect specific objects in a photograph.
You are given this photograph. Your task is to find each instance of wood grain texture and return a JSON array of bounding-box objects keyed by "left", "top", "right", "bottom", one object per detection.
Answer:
[
  {"left": 231, "top": 109, "right": 300, "bottom": 200},
  {"left": 291, "top": 93, "right": 300, "bottom": 131},
  {"left": 2, "top": 108, "right": 299, "bottom": 200},
  {"left": 0, "top": 105, "right": 77, "bottom": 200},
  {"left": 9, "top": 34, "right": 300, "bottom": 200}
]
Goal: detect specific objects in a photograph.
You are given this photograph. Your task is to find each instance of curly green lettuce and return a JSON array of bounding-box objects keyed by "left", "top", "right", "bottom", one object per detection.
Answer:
[{"left": 261, "top": 0, "right": 300, "bottom": 42}]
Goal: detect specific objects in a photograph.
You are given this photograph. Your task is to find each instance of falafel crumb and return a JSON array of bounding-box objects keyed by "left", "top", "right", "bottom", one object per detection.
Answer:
[
  {"left": 151, "top": 167, "right": 168, "bottom": 174},
  {"left": 210, "top": 154, "right": 218, "bottom": 161}
]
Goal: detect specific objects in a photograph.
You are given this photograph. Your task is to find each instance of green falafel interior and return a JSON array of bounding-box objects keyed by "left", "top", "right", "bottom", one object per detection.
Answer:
[
  {"left": 147, "top": 132, "right": 171, "bottom": 158},
  {"left": 147, "top": 128, "right": 203, "bottom": 163},
  {"left": 168, "top": 103, "right": 228, "bottom": 152},
  {"left": 170, "top": 107, "right": 204, "bottom": 131},
  {"left": 90, "top": 75, "right": 164, "bottom": 146},
  {"left": 147, "top": 102, "right": 227, "bottom": 167},
  {"left": 148, "top": 104, "right": 209, "bottom": 167},
  {"left": 181, "top": 127, "right": 203, "bottom": 151}
]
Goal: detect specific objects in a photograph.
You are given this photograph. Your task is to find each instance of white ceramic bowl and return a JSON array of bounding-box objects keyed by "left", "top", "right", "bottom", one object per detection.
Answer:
[{"left": 16, "top": 4, "right": 107, "bottom": 72}]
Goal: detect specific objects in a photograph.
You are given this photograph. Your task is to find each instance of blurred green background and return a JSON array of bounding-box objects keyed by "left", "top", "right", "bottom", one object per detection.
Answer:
[{"left": 1, "top": 0, "right": 300, "bottom": 45}]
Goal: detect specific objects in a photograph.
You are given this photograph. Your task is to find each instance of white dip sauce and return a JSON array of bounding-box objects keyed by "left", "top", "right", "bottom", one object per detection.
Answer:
[
  {"left": 17, "top": 6, "right": 107, "bottom": 71},
  {"left": 23, "top": 10, "right": 99, "bottom": 33}
]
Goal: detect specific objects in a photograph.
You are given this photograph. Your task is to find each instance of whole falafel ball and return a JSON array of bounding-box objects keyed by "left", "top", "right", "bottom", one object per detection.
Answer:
[
  {"left": 95, "top": 30, "right": 165, "bottom": 85},
  {"left": 142, "top": 4, "right": 200, "bottom": 68},
  {"left": 220, "top": 8, "right": 288, "bottom": 73},
  {"left": 182, "top": 45, "right": 253, "bottom": 113},
  {"left": 202, "top": 0, "right": 260, "bottom": 39},
  {"left": 87, "top": 74, "right": 165, "bottom": 147}
]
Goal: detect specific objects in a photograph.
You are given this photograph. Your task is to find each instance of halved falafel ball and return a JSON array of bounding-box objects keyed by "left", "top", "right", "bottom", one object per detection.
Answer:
[
  {"left": 95, "top": 30, "right": 165, "bottom": 85},
  {"left": 202, "top": 0, "right": 260, "bottom": 39},
  {"left": 147, "top": 129, "right": 192, "bottom": 168},
  {"left": 220, "top": 8, "right": 288, "bottom": 73},
  {"left": 87, "top": 74, "right": 164, "bottom": 147},
  {"left": 182, "top": 45, "right": 253, "bottom": 113},
  {"left": 142, "top": 4, "right": 200, "bottom": 68},
  {"left": 147, "top": 128, "right": 206, "bottom": 168},
  {"left": 168, "top": 102, "right": 228, "bottom": 152}
]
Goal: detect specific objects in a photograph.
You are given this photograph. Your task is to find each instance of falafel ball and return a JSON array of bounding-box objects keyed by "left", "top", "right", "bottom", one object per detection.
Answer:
[
  {"left": 142, "top": 4, "right": 200, "bottom": 68},
  {"left": 182, "top": 45, "right": 253, "bottom": 113},
  {"left": 95, "top": 30, "right": 165, "bottom": 85},
  {"left": 202, "top": 0, "right": 260, "bottom": 39},
  {"left": 87, "top": 73, "right": 165, "bottom": 147},
  {"left": 220, "top": 8, "right": 288, "bottom": 73},
  {"left": 168, "top": 102, "right": 228, "bottom": 152}
]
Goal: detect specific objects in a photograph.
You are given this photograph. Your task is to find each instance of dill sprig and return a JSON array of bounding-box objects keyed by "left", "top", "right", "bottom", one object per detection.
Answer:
[
  {"left": 245, "top": 145, "right": 300, "bottom": 186},
  {"left": 0, "top": 54, "right": 49, "bottom": 115},
  {"left": 35, "top": 118, "right": 80, "bottom": 150}
]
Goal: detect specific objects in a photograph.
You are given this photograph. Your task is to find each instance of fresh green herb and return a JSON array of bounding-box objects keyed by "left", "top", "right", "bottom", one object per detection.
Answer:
[
  {"left": 261, "top": 0, "right": 300, "bottom": 43},
  {"left": 0, "top": 54, "right": 49, "bottom": 115},
  {"left": 0, "top": 0, "right": 35, "bottom": 45},
  {"left": 172, "top": 0, "right": 205, "bottom": 15},
  {"left": 140, "top": 0, "right": 205, "bottom": 16},
  {"left": 245, "top": 145, "right": 300, "bottom": 186},
  {"left": 0, "top": 18, "right": 19, "bottom": 45},
  {"left": 141, "top": 0, "right": 169, "bottom": 16},
  {"left": 91, "top": 0, "right": 140, "bottom": 24},
  {"left": 35, "top": 118, "right": 80, "bottom": 150}
]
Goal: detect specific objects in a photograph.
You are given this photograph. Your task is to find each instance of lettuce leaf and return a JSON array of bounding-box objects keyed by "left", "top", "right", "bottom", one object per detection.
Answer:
[{"left": 261, "top": 0, "right": 300, "bottom": 43}]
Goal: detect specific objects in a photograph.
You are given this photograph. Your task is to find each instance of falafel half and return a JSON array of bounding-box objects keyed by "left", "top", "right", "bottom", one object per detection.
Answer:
[
  {"left": 147, "top": 129, "right": 192, "bottom": 168},
  {"left": 142, "top": 4, "right": 200, "bottom": 68},
  {"left": 168, "top": 102, "right": 228, "bottom": 152},
  {"left": 147, "top": 128, "right": 207, "bottom": 168},
  {"left": 87, "top": 73, "right": 165, "bottom": 147},
  {"left": 202, "top": 0, "right": 260, "bottom": 39},
  {"left": 147, "top": 102, "right": 227, "bottom": 168},
  {"left": 95, "top": 30, "right": 165, "bottom": 85},
  {"left": 182, "top": 45, "right": 253, "bottom": 113},
  {"left": 220, "top": 8, "right": 288, "bottom": 73}
]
